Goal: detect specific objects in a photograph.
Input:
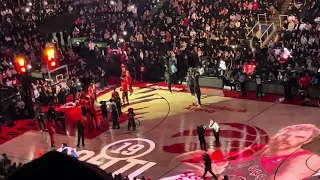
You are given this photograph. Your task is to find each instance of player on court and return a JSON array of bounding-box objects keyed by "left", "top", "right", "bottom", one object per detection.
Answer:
[
  {"left": 120, "top": 78, "right": 129, "bottom": 105},
  {"left": 125, "top": 70, "right": 133, "bottom": 95},
  {"left": 80, "top": 94, "right": 87, "bottom": 120},
  {"left": 127, "top": 108, "right": 136, "bottom": 132},
  {"left": 88, "top": 82, "right": 96, "bottom": 105},
  {"left": 121, "top": 63, "right": 127, "bottom": 78}
]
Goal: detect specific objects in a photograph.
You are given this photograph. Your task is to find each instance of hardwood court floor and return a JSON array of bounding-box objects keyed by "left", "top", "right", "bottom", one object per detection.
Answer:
[{"left": 1, "top": 85, "right": 320, "bottom": 180}]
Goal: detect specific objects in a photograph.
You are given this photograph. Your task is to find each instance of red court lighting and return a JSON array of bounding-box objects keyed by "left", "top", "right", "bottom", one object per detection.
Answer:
[{"left": 51, "top": 61, "right": 56, "bottom": 67}]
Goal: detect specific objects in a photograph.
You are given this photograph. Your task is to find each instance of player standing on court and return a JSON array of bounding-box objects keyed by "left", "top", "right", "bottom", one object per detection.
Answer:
[
  {"left": 126, "top": 70, "right": 133, "bottom": 95},
  {"left": 120, "top": 78, "right": 129, "bottom": 105},
  {"left": 193, "top": 71, "right": 201, "bottom": 106}
]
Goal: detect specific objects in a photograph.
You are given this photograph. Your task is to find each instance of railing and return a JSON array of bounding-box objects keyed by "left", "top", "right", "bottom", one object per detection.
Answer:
[
  {"left": 258, "top": 14, "right": 268, "bottom": 24},
  {"left": 259, "top": 23, "right": 276, "bottom": 47},
  {"left": 279, "top": 15, "right": 288, "bottom": 28},
  {"left": 246, "top": 22, "right": 260, "bottom": 37}
]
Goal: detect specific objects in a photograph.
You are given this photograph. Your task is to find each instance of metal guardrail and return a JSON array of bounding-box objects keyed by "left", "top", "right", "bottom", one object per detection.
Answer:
[
  {"left": 259, "top": 23, "right": 275, "bottom": 47},
  {"left": 246, "top": 22, "right": 260, "bottom": 37},
  {"left": 258, "top": 14, "right": 268, "bottom": 24},
  {"left": 279, "top": 15, "right": 288, "bottom": 29},
  {"left": 246, "top": 13, "right": 268, "bottom": 37}
]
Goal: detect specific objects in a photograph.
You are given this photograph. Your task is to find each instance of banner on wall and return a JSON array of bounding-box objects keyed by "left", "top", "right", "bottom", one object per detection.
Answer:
[
  {"left": 30, "top": 72, "right": 44, "bottom": 79},
  {"left": 71, "top": 37, "right": 88, "bottom": 44},
  {"left": 84, "top": 42, "right": 107, "bottom": 48},
  {"left": 71, "top": 37, "right": 108, "bottom": 48}
]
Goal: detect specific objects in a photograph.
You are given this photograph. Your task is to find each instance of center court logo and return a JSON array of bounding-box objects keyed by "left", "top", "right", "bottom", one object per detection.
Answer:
[
  {"left": 184, "top": 103, "right": 248, "bottom": 114},
  {"left": 57, "top": 138, "right": 156, "bottom": 179},
  {"left": 146, "top": 84, "right": 185, "bottom": 92}
]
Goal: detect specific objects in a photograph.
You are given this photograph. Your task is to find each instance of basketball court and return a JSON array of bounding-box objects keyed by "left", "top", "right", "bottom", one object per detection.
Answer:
[{"left": 0, "top": 83, "right": 320, "bottom": 180}]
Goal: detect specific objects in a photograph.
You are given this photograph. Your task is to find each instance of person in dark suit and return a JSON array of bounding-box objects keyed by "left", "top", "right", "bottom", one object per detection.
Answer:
[
  {"left": 186, "top": 70, "right": 195, "bottom": 96},
  {"left": 165, "top": 65, "right": 172, "bottom": 93},
  {"left": 239, "top": 72, "right": 247, "bottom": 97},
  {"left": 47, "top": 103, "right": 58, "bottom": 126},
  {"left": 127, "top": 108, "right": 136, "bottom": 132},
  {"left": 100, "top": 101, "right": 108, "bottom": 121},
  {"left": 47, "top": 120, "right": 55, "bottom": 147},
  {"left": 197, "top": 125, "right": 206, "bottom": 151},
  {"left": 193, "top": 71, "right": 201, "bottom": 105},
  {"left": 34, "top": 104, "right": 46, "bottom": 130},
  {"left": 109, "top": 99, "right": 119, "bottom": 129},
  {"left": 70, "top": 77, "right": 78, "bottom": 102},
  {"left": 76, "top": 120, "right": 85, "bottom": 147},
  {"left": 202, "top": 153, "right": 218, "bottom": 180}
]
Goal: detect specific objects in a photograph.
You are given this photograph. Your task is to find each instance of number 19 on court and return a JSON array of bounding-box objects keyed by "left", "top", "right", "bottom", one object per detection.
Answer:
[{"left": 110, "top": 142, "right": 145, "bottom": 156}]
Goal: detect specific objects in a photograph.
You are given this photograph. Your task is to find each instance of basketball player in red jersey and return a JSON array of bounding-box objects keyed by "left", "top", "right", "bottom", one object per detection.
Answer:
[
  {"left": 88, "top": 103, "right": 98, "bottom": 129},
  {"left": 85, "top": 101, "right": 94, "bottom": 134},
  {"left": 125, "top": 70, "right": 133, "bottom": 95},
  {"left": 121, "top": 63, "right": 127, "bottom": 77},
  {"left": 120, "top": 78, "right": 129, "bottom": 105},
  {"left": 88, "top": 83, "right": 95, "bottom": 105},
  {"left": 92, "top": 82, "right": 97, "bottom": 102},
  {"left": 175, "top": 124, "right": 320, "bottom": 180},
  {"left": 111, "top": 88, "right": 120, "bottom": 100}
]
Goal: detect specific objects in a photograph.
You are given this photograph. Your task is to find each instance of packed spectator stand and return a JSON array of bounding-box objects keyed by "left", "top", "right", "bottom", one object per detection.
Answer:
[{"left": 0, "top": 153, "right": 23, "bottom": 179}]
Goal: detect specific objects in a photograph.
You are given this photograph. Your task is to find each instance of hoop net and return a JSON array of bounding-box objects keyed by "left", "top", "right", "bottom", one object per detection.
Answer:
[{"left": 46, "top": 65, "right": 69, "bottom": 86}]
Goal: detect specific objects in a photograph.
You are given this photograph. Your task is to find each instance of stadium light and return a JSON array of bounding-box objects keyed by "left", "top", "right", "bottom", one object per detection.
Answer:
[
  {"left": 15, "top": 57, "right": 28, "bottom": 74},
  {"left": 44, "top": 47, "right": 57, "bottom": 69}
]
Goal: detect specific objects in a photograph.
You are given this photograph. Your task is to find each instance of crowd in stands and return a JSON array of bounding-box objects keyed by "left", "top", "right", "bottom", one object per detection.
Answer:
[
  {"left": 260, "top": 0, "right": 320, "bottom": 86},
  {"left": 1, "top": 0, "right": 318, "bottom": 85},
  {"left": 0, "top": 0, "right": 319, "bottom": 88},
  {"left": 113, "top": 173, "right": 149, "bottom": 180},
  {"left": 0, "top": 153, "right": 23, "bottom": 179}
]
